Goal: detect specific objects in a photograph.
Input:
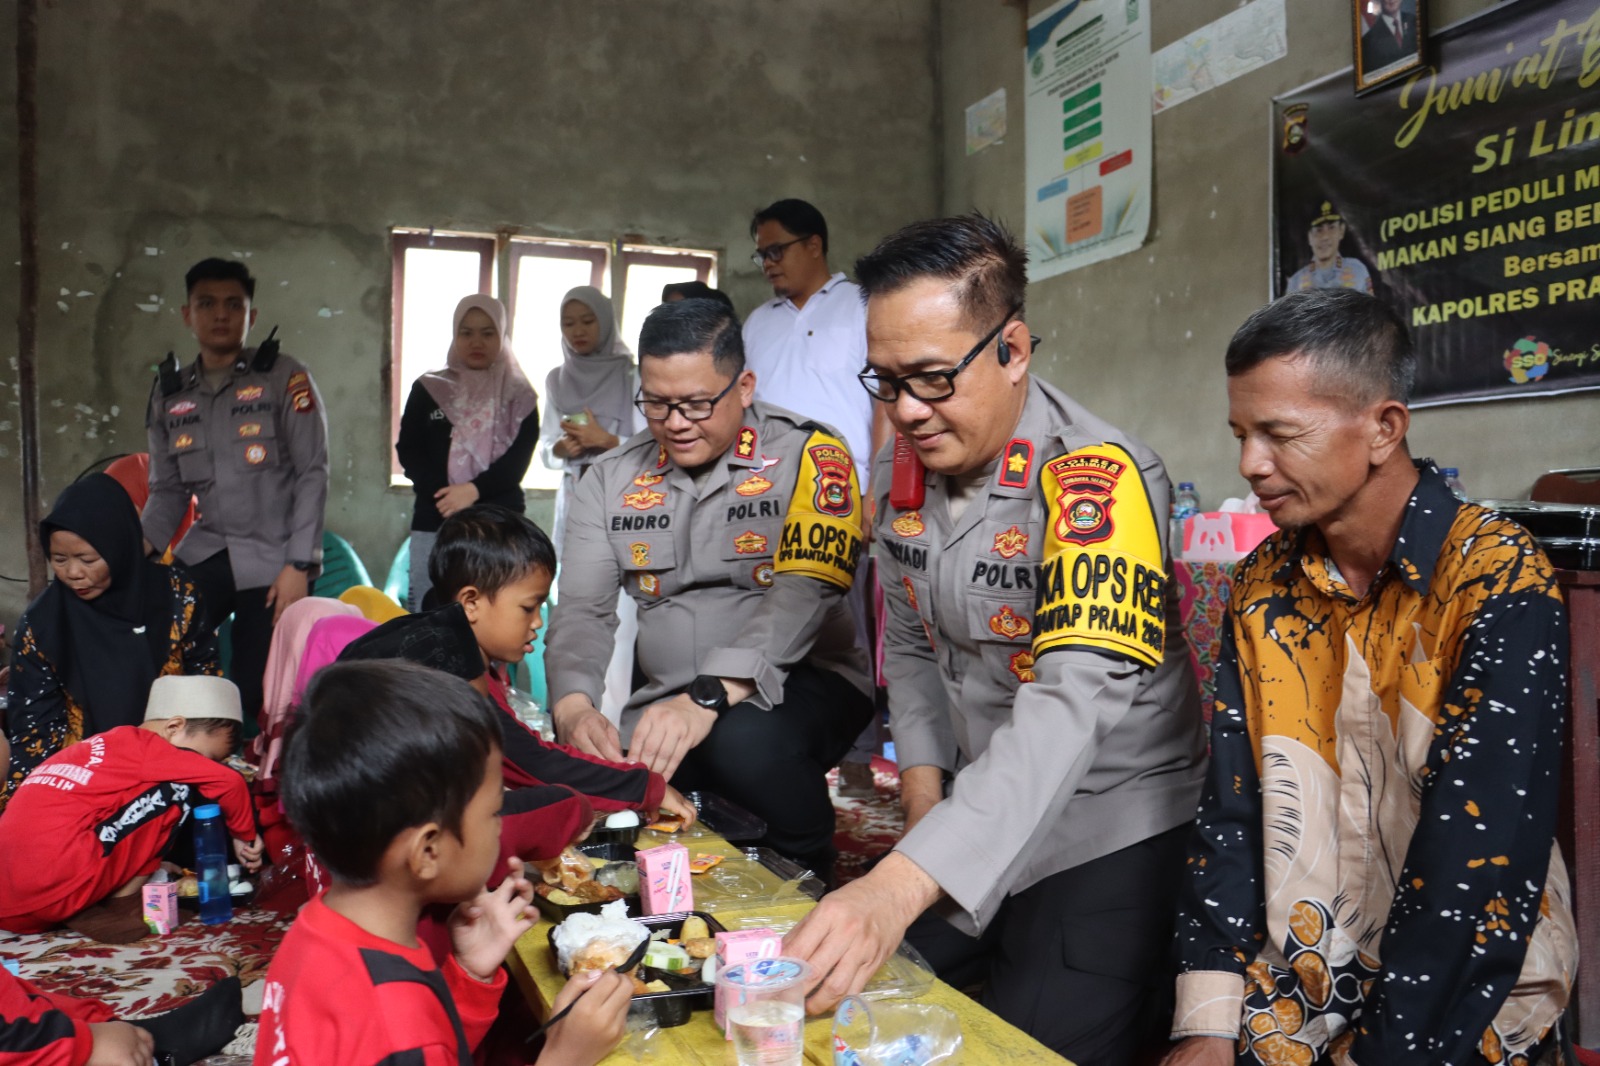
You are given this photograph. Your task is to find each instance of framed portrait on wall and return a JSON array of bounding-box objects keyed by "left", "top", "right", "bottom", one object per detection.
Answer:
[{"left": 1353, "top": 0, "right": 1427, "bottom": 93}]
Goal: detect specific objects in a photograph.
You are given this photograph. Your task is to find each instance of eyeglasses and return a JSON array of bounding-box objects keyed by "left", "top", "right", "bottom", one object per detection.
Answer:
[
  {"left": 750, "top": 237, "right": 807, "bottom": 266},
  {"left": 634, "top": 375, "right": 739, "bottom": 422},
  {"left": 857, "top": 306, "right": 1029, "bottom": 403}
]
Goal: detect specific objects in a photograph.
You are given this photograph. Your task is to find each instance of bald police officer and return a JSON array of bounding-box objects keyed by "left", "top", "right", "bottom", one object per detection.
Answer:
[
  {"left": 545, "top": 298, "right": 873, "bottom": 878},
  {"left": 143, "top": 258, "right": 329, "bottom": 721},
  {"left": 785, "top": 216, "right": 1208, "bottom": 1066}
]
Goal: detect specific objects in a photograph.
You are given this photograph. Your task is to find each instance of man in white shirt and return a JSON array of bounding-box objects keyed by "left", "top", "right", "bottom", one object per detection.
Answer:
[
  {"left": 743, "top": 199, "right": 889, "bottom": 798},
  {"left": 742, "top": 200, "right": 888, "bottom": 473}
]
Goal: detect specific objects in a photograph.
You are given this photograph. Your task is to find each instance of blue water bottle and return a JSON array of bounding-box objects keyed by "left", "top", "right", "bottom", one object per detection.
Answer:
[{"left": 192, "top": 804, "right": 233, "bottom": 926}]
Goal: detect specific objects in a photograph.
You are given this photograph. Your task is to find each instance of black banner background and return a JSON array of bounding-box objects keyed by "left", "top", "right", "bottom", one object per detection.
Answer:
[{"left": 1273, "top": 0, "right": 1600, "bottom": 406}]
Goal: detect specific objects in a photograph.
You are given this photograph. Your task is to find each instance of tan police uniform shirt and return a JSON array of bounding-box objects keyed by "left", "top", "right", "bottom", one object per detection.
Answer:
[
  {"left": 876, "top": 377, "right": 1208, "bottom": 935},
  {"left": 142, "top": 349, "right": 330, "bottom": 590},
  {"left": 545, "top": 401, "right": 872, "bottom": 741}
]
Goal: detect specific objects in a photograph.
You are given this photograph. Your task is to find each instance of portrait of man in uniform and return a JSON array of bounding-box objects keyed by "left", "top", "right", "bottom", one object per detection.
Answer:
[
  {"left": 1284, "top": 202, "right": 1374, "bottom": 295},
  {"left": 1354, "top": 0, "right": 1425, "bottom": 92}
]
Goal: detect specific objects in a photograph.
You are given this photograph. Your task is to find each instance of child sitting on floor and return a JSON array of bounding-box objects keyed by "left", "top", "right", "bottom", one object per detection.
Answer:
[
  {"left": 257, "top": 660, "right": 631, "bottom": 1066},
  {"left": 0, "top": 674, "right": 262, "bottom": 943}
]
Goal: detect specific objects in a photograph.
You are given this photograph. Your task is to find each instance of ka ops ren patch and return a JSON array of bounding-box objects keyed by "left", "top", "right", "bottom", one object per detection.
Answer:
[{"left": 1033, "top": 442, "right": 1167, "bottom": 668}]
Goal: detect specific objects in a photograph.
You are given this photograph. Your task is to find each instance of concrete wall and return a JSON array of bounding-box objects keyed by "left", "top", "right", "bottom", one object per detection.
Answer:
[
  {"left": 0, "top": 0, "right": 940, "bottom": 628},
  {"left": 938, "top": 0, "right": 1599, "bottom": 510}
]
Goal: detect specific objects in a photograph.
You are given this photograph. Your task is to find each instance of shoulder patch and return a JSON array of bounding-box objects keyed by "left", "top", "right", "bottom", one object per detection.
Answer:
[
  {"left": 775, "top": 430, "right": 864, "bottom": 590},
  {"left": 1033, "top": 443, "right": 1166, "bottom": 669},
  {"left": 998, "top": 438, "right": 1034, "bottom": 489},
  {"left": 735, "top": 426, "right": 758, "bottom": 461}
]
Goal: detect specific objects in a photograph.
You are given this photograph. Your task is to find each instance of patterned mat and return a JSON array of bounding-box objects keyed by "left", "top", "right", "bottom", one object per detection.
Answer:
[{"left": 831, "top": 754, "right": 905, "bottom": 885}]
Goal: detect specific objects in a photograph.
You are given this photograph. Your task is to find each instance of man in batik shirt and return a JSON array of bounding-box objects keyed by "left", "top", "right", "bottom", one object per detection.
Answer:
[{"left": 1166, "top": 289, "right": 1577, "bottom": 1066}]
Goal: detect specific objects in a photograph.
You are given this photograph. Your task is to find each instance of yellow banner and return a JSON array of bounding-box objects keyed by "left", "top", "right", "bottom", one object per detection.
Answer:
[{"left": 1034, "top": 443, "right": 1166, "bottom": 668}]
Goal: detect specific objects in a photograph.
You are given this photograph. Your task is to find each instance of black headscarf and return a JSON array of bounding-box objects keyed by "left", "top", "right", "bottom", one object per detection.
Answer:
[
  {"left": 337, "top": 602, "right": 486, "bottom": 682},
  {"left": 28, "top": 473, "right": 176, "bottom": 733}
]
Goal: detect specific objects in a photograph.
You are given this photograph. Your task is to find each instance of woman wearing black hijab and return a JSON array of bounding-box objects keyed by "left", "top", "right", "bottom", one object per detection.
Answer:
[{"left": 1, "top": 474, "right": 219, "bottom": 811}]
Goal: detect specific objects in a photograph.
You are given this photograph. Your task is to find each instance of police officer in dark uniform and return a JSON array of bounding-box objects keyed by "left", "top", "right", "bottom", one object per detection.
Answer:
[{"left": 142, "top": 258, "right": 330, "bottom": 720}]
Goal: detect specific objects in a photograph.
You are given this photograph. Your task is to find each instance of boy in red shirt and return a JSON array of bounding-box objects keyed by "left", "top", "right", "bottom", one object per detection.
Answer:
[
  {"left": 256, "top": 659, "right": 631, "bottom": 1066},
  {"left": 0, "top": 674, "right": 262, "bottom": 940}
]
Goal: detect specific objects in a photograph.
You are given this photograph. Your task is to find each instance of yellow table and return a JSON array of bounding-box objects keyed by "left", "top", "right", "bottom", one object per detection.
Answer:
[{"left": 508, "top": 828, "right": 1069, "bottom": 1066}]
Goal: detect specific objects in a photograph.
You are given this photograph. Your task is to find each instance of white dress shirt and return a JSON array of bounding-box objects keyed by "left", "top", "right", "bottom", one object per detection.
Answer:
[{"left": 742, "top": 272, "right": 874, "bottom": 471}]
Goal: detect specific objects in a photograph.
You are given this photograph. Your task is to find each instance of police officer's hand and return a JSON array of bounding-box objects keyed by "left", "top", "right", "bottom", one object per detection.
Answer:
[
  {"left": 629, "top": 695, "right": 717, "bottom": 779},
  {"left": 86, "top": 1022, "right": 155, "bottom": 1066},
  {"left": 265, "top": 565, "right": 308, "bottom": 625},
  {"left": 434, "top": 481, "right": 481, "bottom": 518},
  {"left": 552, "top": 694, "right": 625, "bottom": 763},
  {"left": 784, "top": 851, "right": 943, "bottom": 1015}
]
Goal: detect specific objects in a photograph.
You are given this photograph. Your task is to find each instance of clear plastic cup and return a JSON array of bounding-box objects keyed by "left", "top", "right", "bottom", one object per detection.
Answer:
[
  {"left": 831, "top": 995, "right": 962, "bottom": 1066},
  {"left": 716, "top": 957, "right": 811, "bottom": 1066}
]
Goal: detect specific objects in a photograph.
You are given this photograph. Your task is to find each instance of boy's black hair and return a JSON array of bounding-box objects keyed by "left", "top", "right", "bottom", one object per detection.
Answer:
[
  {"left": 750, "top": 198, "right": 829, "bottom": 254},
  {"left": 185, "top": 258, "right": 256, "bottom": 300},
  {"left": 1225, "top": 289, "right": 1415, "bottom": 407},
  {"left": 661, "top": 280, "right": 735, "bottom": 312},
  {"left": 181, "top": 718, "right": 241, "bottom": 752},
  {"left": 429, "top": 504, "right": 557, "bottom": 604},
  {"left": 638, "top": 298, "right": 744, "bottom": 376},
  {"left": 280, "top": 660, "right": 502, "bottom": 887}
]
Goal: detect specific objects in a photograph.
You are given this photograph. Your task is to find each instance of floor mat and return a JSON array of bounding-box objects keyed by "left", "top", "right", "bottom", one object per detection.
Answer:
[{"left": 830, "top": 754, "right": 905, "bottom": 885}]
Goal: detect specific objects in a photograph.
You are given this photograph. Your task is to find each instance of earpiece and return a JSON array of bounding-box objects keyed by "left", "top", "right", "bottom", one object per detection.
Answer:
[{"left": 997, "top": 336, "right": 1011, "bottom": 366}]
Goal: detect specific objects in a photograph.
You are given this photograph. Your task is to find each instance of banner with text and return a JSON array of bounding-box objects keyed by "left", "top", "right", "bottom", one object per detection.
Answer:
[{"left": 1273, "top": 0, "right": 1600, "bottom": 406}]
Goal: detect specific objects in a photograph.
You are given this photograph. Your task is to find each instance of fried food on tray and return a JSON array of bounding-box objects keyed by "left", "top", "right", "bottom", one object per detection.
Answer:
[{"left": 533, "top": 847, "right": 598, "bottom": 891}]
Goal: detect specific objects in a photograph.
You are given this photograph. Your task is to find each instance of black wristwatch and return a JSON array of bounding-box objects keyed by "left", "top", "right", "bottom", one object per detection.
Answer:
[
  {"left": 687, "top": 674, "right": 730, "bottom": 715},
  {"left": 290, "top": 560, "right": 314, "bottom": 572}
]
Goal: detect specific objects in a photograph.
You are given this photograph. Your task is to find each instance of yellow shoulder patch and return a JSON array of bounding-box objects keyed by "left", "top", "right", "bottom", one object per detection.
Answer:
[
  {"left": 775, "top": 430, "right": 864, "bottom": 589},
  {"left": 1033, "top": 443, "right": 1166, "bottom": 668}
]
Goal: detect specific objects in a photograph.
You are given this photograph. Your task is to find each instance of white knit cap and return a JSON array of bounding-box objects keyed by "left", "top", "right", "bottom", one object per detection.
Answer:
[{"left": 143, "top": 675, "right": 244, "bottom": 723}]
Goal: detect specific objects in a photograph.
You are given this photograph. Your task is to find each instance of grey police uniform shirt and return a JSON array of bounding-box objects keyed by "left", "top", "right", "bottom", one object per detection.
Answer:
[
  {"left": 142, "top": 349, "right": 330, "bottom": 590},
  {"left": 876, "top": 376, "right": 1208, "bottom": 935},
  {"left": 544, "top": 400, "right": 872, "bottom": 742}
]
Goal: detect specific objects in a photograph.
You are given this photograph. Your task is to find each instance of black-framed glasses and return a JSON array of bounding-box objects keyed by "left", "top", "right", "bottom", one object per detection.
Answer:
[
  {"left": 634, "top": 375, "right": 739, "bottom": 422},
  {"left": 857, "top": 306, "right": 1027, "bottom": 403},
  {"left": 749, "top": 236, "right": 807, "bottom": 266}
]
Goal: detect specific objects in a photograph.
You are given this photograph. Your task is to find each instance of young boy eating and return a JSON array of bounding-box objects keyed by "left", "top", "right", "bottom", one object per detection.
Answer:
[
  {"left": 258, "top": 659, "right": 631, "bottom": 1066},
  {"left": 0, "top": 674, "right": 262, "bottom": 942}
]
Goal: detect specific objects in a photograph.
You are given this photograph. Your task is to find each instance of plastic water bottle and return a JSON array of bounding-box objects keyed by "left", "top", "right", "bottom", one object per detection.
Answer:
[
  {"left": 192, "top": 804, "right": 233, "bottom": 926},
  {"left": 1442, "top": 467, "right": 1467, "bottom": 500},
  {"left": 1170, "top": 481, "right": 1201, "bottom": 558}
]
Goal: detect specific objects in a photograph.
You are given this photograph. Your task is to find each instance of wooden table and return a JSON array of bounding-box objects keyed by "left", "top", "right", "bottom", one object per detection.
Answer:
[{"left": 507, "top": 827, "right": 1069, "bottom": 1066}]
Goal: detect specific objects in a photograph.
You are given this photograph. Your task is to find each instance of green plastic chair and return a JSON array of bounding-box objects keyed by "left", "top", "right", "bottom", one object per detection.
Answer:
[
  {"left": 314, "top": 531, "right": 371, "bottom": 601},
  {"left": 384, "top": 538, "right": 410, "bottom": 606}
]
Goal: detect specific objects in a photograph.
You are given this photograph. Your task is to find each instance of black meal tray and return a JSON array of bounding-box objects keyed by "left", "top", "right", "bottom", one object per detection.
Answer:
[
  {"left": 683, "top": 791, "right": 767, "bottom": 843},
  {"left": 548, "top": 910, "right": 725, "bottom": 1028},
  {"left": 533, "top": 845, "right": 640, "bottom": 922}
]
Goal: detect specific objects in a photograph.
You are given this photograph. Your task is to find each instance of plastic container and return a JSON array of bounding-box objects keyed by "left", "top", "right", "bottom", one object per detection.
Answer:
[
  {"left": 192, "top": 804, "right": 232, "bottom": 926},
  {"left": 832, "top": 995, "right": 962, "bottom": 1066},
  {"left": 717, "top": 957, "right": 811, "bottom": 1066},
  {"left": 693, "top": 848, "right": 825, "bottom": 914},
  {"left": 686, "top": 791, "right": 768, "bottom": 843},
  {"left": 548, "top": 910, "right": 725, "bottom": 1028},
  {"left": 1170, "top": 481, "right": 1201, "bottom": 555},
  {"left": 1442, "top": 467, "right": 1467, "bottom": 500},
  {"left": 533, "top": 844, "right": 637, "bottom": 922}
]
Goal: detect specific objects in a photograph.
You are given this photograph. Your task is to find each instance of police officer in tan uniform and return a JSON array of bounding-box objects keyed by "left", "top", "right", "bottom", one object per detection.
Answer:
[
  {"left": 545, "top": 298, "right": 873, "bottom": 878},
  {"left": 786, "top": 217, "right": 1208, "bottom": 1065},
  {"left": 142, "top": 258, "right": 329, "bottom": 720}
]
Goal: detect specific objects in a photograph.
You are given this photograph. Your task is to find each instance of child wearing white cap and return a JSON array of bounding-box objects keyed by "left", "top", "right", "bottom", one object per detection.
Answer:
[{"left": 0, "top": 674, "right": 262, "bottom": 942}]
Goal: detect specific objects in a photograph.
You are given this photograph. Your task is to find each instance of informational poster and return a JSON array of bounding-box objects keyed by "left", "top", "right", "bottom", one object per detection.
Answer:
[
  {"left": 1152, "top": 0, "right": 1287, "bottom": 114},
  {"left": 1025, "top": 0, "right": 1153, "bottom": 280},
  {"left": 1274, "top": 0, "right": 1600, "bottom": 406}
]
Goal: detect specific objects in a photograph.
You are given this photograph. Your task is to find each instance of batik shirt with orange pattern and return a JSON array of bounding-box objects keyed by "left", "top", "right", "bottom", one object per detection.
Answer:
[{"left": 1173, "top": 464, "right": 1576, "bottom": 1066}]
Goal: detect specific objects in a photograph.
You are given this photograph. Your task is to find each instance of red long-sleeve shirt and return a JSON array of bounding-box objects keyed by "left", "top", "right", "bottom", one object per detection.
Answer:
[
  {"left": 0, "top": 968, "right": 112, "bottom": 1066},
  {"left": 253, "top": 897, "right": 504, "bottom": 1066},
  {"left": 0, "top": 726, "right": 255, "bottom": 932}
]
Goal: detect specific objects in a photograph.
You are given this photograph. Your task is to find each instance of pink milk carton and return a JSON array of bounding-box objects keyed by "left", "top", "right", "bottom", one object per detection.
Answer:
[
  {"left": 713, "top": 927, "right": 784, "bottom": 1034},
  {"left": 635, "top": 841, "right": 692, "bottom": 915},
  {"left": 142, "top": 881, "right": 178, "bottom": 935}
]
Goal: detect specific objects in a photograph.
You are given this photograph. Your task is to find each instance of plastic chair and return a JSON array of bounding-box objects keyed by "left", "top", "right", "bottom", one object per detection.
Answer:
[
  {"left": 384, "top": 538, "right": 410, "bottom": 607},
  {"left": 314, "top": 531, "right": 371, "bottom": 601}
]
